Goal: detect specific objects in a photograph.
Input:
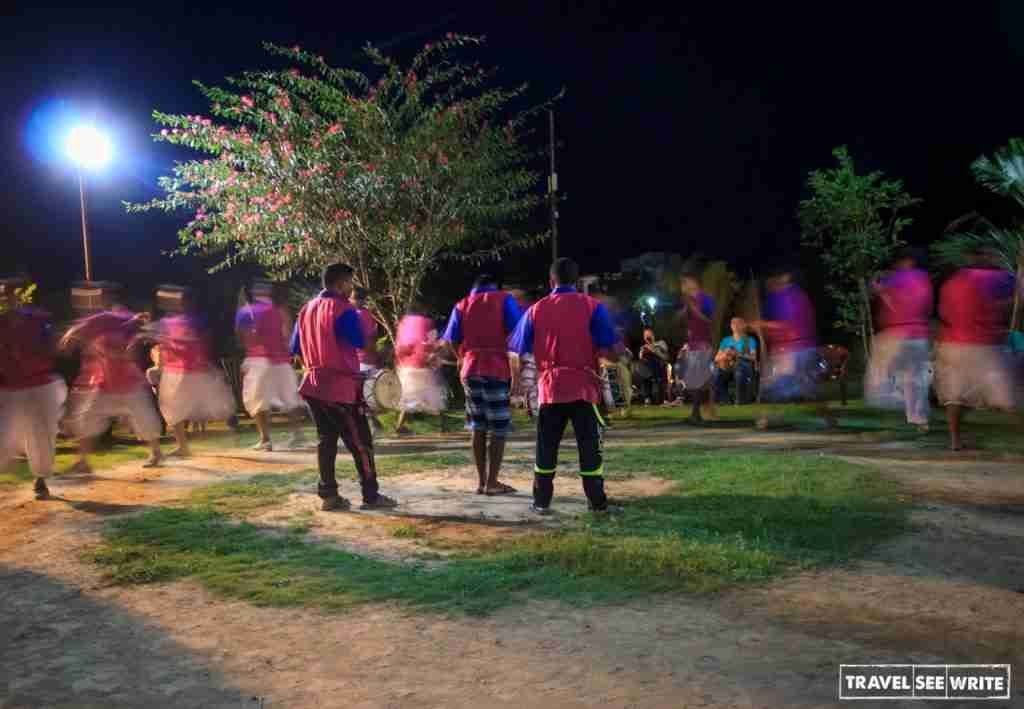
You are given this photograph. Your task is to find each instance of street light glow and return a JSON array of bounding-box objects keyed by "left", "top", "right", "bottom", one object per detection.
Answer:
[
  {"left": 65, "top": 124, "right": 112, "bottom": 170},
  {"left": 646, "top": 296, "right": 657, "bottom": 309}
]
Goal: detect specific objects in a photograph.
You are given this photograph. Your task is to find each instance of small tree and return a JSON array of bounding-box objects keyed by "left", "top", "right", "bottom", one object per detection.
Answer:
[
  {"left": 799, "top": 146, "right": 920, "bottom": 358},
  {"left": 128, "top": 36, "right": 553, "bottom": 342},
  {"left": 0, "top": 281, "right": 37, "bottom": 313},
  {"left": 932, "top": 139, "right": 1024, "bottom": 328}
]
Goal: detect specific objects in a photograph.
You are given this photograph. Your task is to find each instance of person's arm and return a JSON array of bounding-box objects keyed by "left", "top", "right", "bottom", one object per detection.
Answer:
[
  {"left": 289, "top": 320, "right": 302, "bottom": 359},
  {"left": 503, "top": 294, "right": 524, "bottom": 334},
  {"left": 440, "top": 305, "right": 462, "bottom": 346},
  {"left": 334, "top": 309, "right": 365, "bottom": 350},
  {"left": 507, "top": 307, "right": 535, "bottom": 356},
  {"left": 589, "top": 303, "right": 618, "bottom": 360}
]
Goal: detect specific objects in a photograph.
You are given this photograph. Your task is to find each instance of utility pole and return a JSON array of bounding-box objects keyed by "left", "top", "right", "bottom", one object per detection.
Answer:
[{"left": 547, "top": 109, "right": 558, "bottom": 262}]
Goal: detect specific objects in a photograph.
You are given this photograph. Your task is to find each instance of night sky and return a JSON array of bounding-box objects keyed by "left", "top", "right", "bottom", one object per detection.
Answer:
[{"left": 6, "top": 1, "right": 1024, "bottom": 297}]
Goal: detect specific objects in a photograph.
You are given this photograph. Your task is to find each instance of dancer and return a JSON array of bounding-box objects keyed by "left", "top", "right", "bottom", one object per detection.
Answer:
[
  {"left": 0, "top": 278, "right": 67, "bottom": 500},
  {"left": 236, "top": 281, "right": 305, "bottom": 451},
  {"left": 679, "top": 272, "right": 717, "bottom": 423},
  {"left": 155, "top": 287, "right": 235, "bottom": 458},
  {"left": 62, "top": 286, "right": 163, "bottom": 473},
  {"left": 509, "top": 258, "right": 617, "bottom": 514},
  {"left": 394, "top": 308, "right": 446, "bottom": 435},
  {"left": 934, "top": 248, "right": 1018, "bottom": 451},
  {"left": 349, "top": 287, "right": 384, "bottom": 432},
  {"left": 752, "top": 266, "right": 835, "bottom": 429},
  {"left": 865, "top": 249, "right": 934, "bottom": 431},
  {"left": 441, "top": 273, "right": 523, "bottom": 495},
  {"left": 291, "top": 263, "right": 397, "bottom": 510}
]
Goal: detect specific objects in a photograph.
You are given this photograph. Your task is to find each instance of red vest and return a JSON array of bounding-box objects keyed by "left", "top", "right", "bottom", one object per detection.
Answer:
[
  {"left": 532, "top": 292, "right": 602, "bottom": 404},
  {"left": 238, "top": 302, "right": 290, "bottom": 363},
  {"left": 938, "top": 268, "right": 1013, "bottom": 346},
  {"left": 296, "top": 294, "right": 361, "bottom": 404},
  {"left": 159, "top": 314, "right": 214, "bottom": 372},
  {"left": 0, "top": 307, "right": 55, "bottom": 390},
  {"left": 456, "top": 291, "right": 512, "bottom": 380},
  {"left": 72, "top": 310, "right": 147, "bottom": 394}
]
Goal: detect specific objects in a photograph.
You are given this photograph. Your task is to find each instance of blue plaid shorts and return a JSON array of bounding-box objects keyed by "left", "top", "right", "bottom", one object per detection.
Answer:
[{"left": 463, "top": 376, "right": 512, "bottom": 438}]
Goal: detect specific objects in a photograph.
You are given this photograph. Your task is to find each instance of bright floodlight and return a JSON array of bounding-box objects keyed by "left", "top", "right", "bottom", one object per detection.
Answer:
[
  {"left": 65, "top": 124, "right": 112, "bottom": 170},
  {"left": 646, "top": 296, "right": 657, "bottom": 309}
]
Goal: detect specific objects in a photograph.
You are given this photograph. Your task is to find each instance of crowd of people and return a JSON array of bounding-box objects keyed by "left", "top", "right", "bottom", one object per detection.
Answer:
[{"left": 0, "top": 247, "right": 1020, "bottom": 511}]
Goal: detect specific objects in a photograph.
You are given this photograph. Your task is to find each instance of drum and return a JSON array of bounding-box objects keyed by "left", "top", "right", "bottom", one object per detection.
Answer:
[
  {"left": 363, "top": 369, "right": 402, "bottom": 412},
  {"left": 603, "top": 365, "right": 626, "bottom": 408}
]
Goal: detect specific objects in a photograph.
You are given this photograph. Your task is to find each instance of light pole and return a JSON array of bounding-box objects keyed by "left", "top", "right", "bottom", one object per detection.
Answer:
[{"left": 64, "top": 125, "right": 112, "bottom": 283}]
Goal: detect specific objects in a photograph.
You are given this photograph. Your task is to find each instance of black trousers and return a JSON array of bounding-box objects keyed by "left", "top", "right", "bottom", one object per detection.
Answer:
[
  {"left": 303, "top": 396, "right": 380, "bottom": 503},
  {"left": 534, "top": 401, "right": 607, "bottom": 510}
]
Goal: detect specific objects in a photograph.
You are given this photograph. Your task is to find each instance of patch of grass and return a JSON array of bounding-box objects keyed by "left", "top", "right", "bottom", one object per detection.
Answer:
[
  {"left": 89, "top": 443, "right": 908, "bottom": 615},
  {"left": 391, "top": 523, "right": 423, "bottom": 539}
]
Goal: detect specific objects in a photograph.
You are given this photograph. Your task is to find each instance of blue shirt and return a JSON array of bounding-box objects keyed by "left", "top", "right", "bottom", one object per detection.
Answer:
[
  {"left": 441, "top": 284, "right": 524, "bottom": 345},
  {"left": 289, "top": 290, "right": 364, "bottom": 357},
  {"left": 508, "top": 286, "right": 617, "bottom": 355},
  {"left": 718, "top": 335, "right": 757, "bottom": 354}
]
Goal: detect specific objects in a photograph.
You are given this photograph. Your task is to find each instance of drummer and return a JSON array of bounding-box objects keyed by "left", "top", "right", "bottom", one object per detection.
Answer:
[
  {"left": 441, "top": 273, "right": 523, "bottom": 495},
  {"left": 291, "top": 263, "right": 397, "bottom": 511},
  {"left": 349, "top": 287, "right": 385, "bottom": 433}
]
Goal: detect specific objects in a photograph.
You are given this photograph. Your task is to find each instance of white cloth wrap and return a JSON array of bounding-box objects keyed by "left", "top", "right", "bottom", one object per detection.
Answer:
[
  {"left": 67, "top": 385, "right": 163, "bottom": 441},
  {"left": 0, "top": 376, "right": 67, "bottom": 477},
  {"left": 241, "top": 358, "right": 302, "bottom": 415},
  {"left": 158, "top": 369, "right": 236, "bottom": 426}
]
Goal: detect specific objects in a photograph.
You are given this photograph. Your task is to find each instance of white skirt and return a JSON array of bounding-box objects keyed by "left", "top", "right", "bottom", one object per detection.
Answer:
[
  {"left": 241, "top": 358, "right": 302, "bottom": 415},
  {"left": 680, "top": 348, "right": 714, "bottom": 390},
  {"left": 760, "top": 348, "right": 824, "bottom": 402},
  {"left": 159, "top": 369, "right": 236, "bottom": 426},
  {"left": 397, "top": 367, "right": 446, "bottom": 414},
  {"left": 0, "top": 377, "right": 67, "bottom": 477},
  {"left": 865, "top": 335, "right": 932, "bottom": 424},
  {"left": 934, "top": 342, "right": 1018, "bottom": 411},
  {"left": 67, "top": 386, "right": 163, "bottom": 442}
]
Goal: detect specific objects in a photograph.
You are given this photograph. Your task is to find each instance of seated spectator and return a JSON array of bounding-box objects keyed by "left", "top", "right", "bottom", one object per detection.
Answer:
[
  {"left": 712, "top": 317, "right": 757, "bottom": 404},
  {"left": 638, "top": 327, "right": 670, "bottom": 404}
]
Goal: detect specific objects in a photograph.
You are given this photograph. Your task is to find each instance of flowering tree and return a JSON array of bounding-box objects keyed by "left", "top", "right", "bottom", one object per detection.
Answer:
[
  {"left": 128, "top": 36, "right": 553, "bottom": 341},
  {"left": 799, "top": 146, "right": 920, "bottom": 357}
]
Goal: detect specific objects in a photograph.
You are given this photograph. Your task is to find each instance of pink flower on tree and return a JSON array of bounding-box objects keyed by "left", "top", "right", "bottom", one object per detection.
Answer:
[
  {"left": 241, "top": 95, "right": 254, "bottom": 108},
  {"left": 284, "top": 243, "right": 295, "bottom": 254},
  {"left": 195, "top": 230, "right": 204, "bottom": 240},
  {"left": 326, "top": 123, "right": 342, "bottom": 136},
  {"left": 160, "top": 129, "right": 169, "bottom": 136}
]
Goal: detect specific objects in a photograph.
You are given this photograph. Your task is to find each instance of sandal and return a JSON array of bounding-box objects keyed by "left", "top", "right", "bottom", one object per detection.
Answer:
[{"left": 485, "top": 482, "right": 517, "bottom": 496}]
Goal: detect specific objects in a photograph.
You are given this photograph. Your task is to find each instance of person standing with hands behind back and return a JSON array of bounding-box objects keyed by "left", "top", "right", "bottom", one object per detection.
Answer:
[
  {"left": 291, "top": 263, "right": 397, "bottom": 511},
  {"left": 509, "top": 258, "right": 618, "bottom": 515},
  {"left": 441, "top": 273, "right": 523, "bottom": 495}
]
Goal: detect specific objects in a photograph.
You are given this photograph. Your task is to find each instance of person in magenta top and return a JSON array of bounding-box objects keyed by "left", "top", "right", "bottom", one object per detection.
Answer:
[
  {"left": 441, "top": 273, "right": 523, "bottom": 495},
  {"left": 291, "top": 263, "right": 397, "bottom": 510},
  {"left": 155, "top": 288, "right": 235, "bottom": 458},
  {"left": 236, "top": 281, "right": 304, "bottom": 451},
  {"left": 61, "top": 286, "right": 163, "bottom": 473},
  {"left": 394, "top": 310, "right": 446, "bottom": 434},
  {"left": 0, "top": 278, "right": 67, "bottom": 500},
  {"left": 678, "top": 272, "right": 717, "bottom": 423},
  {"left": 753, "top": 265, "right": 836, "bottom": 429},
  {"left": 866, "top": 249, "right": 934, "bottom": 429},
  {"left": 934, "top": 248, "right": 1018, "bottom": 451},
  {"left": 509, "top": 258, "right": 617, "bottom": 514}
]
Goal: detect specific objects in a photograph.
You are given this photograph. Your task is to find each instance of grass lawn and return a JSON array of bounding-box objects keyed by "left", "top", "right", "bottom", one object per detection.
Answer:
[{"left": 89, "top": 441, "right": 909, "bottom": 615}]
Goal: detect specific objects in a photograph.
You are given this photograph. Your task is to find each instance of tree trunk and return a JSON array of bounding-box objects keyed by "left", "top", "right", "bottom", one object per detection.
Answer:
[{"left": 858, "top": 278, "right": 874, "bottom": 359}]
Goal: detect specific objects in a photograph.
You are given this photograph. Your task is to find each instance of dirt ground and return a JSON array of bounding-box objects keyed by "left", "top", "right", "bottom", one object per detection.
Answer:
[{"left": 1, "top": 428, "right": 1023, "bottom": 708}]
